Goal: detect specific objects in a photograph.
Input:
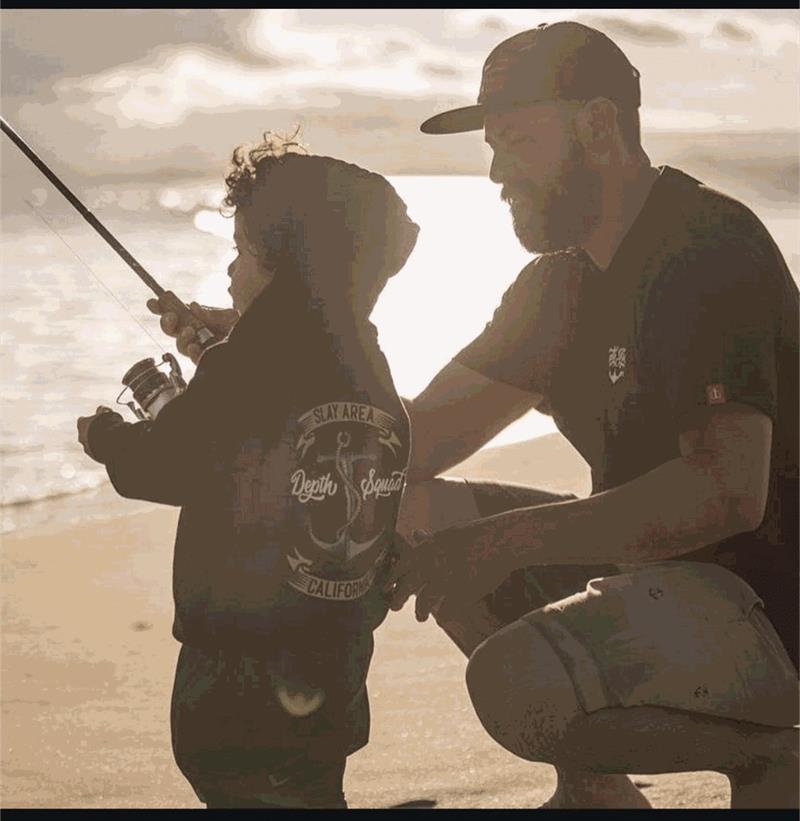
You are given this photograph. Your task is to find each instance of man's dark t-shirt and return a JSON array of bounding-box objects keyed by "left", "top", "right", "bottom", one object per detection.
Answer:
[{"left": 455, "top": 166, "right": 799, "bottom": 667}]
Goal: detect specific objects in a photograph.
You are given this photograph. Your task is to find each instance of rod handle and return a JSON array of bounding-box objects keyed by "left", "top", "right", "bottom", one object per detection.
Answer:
[{"left": 160, "top": 290, "right": 219, "bottom": 349}]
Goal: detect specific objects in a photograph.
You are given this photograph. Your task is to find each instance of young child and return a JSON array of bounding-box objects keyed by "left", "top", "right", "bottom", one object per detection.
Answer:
[{"left": 77, "top": 135, "right": 419, "bottom": 808}]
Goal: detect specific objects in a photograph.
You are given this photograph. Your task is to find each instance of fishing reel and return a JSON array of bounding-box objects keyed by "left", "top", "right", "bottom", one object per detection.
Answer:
[{"left": 116, "top": 353, "right": 187, "bottom": 421}]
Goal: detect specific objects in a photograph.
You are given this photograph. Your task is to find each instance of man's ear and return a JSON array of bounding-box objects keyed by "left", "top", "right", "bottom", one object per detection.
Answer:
[{"left": 575, "top": 97, "right": 618, "bottom": 161}]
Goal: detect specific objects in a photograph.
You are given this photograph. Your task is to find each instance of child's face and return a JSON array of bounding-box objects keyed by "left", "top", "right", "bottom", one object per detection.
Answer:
[{"left": 227, "top": 212, "right": 275, "bottom": 315}]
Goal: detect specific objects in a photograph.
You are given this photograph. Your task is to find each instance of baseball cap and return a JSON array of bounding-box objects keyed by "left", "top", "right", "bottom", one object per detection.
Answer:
[{"left": 421, "top": 21, "right": 641, "bottom": 135}]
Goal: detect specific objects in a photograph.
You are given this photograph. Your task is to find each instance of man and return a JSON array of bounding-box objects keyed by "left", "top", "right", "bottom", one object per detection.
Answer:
[
  {"left": 78, "top": 140, "right": 419, "bottom": 807},
  {"left": 387, "top": 21, "right": 799, "bottom": 809}
]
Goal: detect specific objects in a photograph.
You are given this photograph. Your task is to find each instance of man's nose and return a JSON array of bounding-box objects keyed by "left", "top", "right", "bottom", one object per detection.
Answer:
[
  {"left": 227, "top": 261, "right": 235, "bottom": 279},
  {"left": 489, "top": 152, "right": 508, "bottom": 186}
]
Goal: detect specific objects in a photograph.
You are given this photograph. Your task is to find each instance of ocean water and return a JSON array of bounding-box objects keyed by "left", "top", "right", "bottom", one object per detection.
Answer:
[{"left": 1, "top": 169, "right": 798, "bottom": 535}]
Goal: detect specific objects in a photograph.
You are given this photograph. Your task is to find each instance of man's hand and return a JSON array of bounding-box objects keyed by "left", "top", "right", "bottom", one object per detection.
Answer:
[
  {"left": 146, "top": 298, "right": 238, "bottom": 363},
  {"left": 386, "top": 522, "right": 517, "bottom": 622},
  {"left": 395, "top": 482, "right": 438, "bottom": 546},
  {"left": 77, "top": 406, "right": 119, "bottom": 460}
]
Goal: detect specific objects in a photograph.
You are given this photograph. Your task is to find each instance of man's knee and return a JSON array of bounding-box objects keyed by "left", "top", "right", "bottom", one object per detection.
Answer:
[{"left": 465, "top": 617, "right": 582, "bottom": 761}]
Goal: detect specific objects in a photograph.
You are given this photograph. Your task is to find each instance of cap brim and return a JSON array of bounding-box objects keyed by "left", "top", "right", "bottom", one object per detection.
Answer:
[{"left": 420, "top": 104, "right": 485, "bottom": 135}]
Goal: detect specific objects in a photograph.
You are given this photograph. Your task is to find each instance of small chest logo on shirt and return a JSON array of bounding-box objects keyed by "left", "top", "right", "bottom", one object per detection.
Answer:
[
  {"left": 608, "top": 346, "right": 627, "bottom": 384},
  {"left": 706, "top": 383, "right": 727, "bottom": 405}
]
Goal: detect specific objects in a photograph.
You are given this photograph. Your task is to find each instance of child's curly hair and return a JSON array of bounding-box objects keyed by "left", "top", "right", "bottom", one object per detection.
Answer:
[
  {"left": 222, "top": 127, "right": 308, "bottom": 214},
  {"left": 221, "top": 128, "right": 419, "bottom": 299}
]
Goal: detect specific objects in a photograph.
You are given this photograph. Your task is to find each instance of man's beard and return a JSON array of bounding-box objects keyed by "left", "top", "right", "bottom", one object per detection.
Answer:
[{"left": 503, "top": 142, "right": 602, "bottom": 254}]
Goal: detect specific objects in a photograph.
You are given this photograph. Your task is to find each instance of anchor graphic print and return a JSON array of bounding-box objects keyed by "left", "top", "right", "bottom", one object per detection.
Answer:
[
  {"left": 308, "top": 431, "right": 384, "bottom": 562},
  {"left": 286, "top": 401, "right": 407, "bottom": 601}
]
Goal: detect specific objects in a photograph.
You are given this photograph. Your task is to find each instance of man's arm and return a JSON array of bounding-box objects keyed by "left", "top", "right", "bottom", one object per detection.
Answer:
[
  {"left": 494, "top": 402, "right": 771, "bottom": 567},
  {"left": 405, "top": 361, "right": 542, "bottom": 482},
  {"left": 414, "top": 229, "right": 782, "bottom": 568},
  {"left": 390, "top": 402, "right": 772, "bottom": 614},
  {"left": 405, "top": 254, "right": 582, "bottom": 482}
]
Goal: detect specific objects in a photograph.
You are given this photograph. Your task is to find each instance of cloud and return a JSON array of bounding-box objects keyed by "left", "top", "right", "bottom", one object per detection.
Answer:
[
  {"left": 480, "top": 17, "right": 511, "bottom": 35},
  {"left": 0, "top": 36, "right": 63, "bottom": 97},
  {"left": 447, "top": 9, "right": 798, "bottom": 54},
  {"left": 447, "top": 10, "right": 583, "bottom": 35},
  {"left": 5, "top": 88, "right": 490, "bottom": 180},
  {"left": 422, "top": 63, "right": 464, "bottom": 79},
  {"left": 12, "top": 10, "right": 482, "bottom": 135},
  {"left": 713, "top": 21, "right": 754, "bottom": 43},
  {"left": 384, "top": 39, "right": 413, "bottom": 56},
  {"left": 705, "top": 13, "right": 798, "bottom": 55},
  {"left": 2, "top": 9, "right": 797, "bottom": 182},
  {"left": 0, "top": 10, "right": 256, "bottom": 97},
  {"left": 243, "top": 9, "right": 467, "bottom": 73},
  {"left": 10, "top": 9, "right": 490, "bottom": 136},
  {"left": 587, "top": 17, "right": 686, "bottom": 45},
  {"left": 51, "top": 47, "right": 292, "bottom": 128}
]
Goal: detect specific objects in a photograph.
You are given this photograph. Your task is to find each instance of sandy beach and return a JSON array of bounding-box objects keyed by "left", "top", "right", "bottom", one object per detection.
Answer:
[{"left": 1, "top": 434, "right": 730, "bottom": 809}]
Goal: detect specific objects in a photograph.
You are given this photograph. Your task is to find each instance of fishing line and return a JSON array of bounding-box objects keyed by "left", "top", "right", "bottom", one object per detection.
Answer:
[
  {"left": 1, "top": 115, "right": 215, "bottom": 352},
  {"left": 22, "top": 197, "right": 167, "bottom": 354}
]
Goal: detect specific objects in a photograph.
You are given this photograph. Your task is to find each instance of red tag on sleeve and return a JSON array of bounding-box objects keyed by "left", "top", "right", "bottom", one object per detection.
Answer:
[{"left": 706, "top": 384, "right": 727, "bottom": 405}]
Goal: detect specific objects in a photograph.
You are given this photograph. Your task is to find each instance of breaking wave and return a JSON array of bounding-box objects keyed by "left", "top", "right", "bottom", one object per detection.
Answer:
[{"left": 1, "top": 472, "right": 107, "bottom": 509}]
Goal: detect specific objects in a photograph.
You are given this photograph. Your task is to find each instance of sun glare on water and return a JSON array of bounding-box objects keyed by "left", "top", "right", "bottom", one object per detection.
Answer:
[{"left": 189, "top": 175, "right": 558, "bottom": 448}]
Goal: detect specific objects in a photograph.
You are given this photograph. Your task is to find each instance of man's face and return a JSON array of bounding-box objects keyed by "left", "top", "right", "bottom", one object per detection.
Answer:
[
  {"left": 228, "top": 211, "right": 274, "bottom": 315},
  {"left": 484, "top": 101, "right": 601, "bottom": 253}
]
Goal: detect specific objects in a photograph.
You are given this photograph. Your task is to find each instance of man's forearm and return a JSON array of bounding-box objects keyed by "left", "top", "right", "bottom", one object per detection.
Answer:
[
  {"left": 403, "top": 399, "right": 478, "bottom": 481},
  {"left": 404, "top": 396, "right": 532, "bottom": 482},
  {"left": 402, "top": 360, "right": 542, "bottom": 482},
  {"left": 469, "top": 454, "right": 759, "bottom": 568},
  {"left": 407, "top": 425, "right": 488, "bottom": 482}
]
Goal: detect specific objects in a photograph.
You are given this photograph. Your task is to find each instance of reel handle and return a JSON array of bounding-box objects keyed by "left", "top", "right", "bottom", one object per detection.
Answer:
[{"left": 160, "top": 290, "right": 219, "bottom": 349}]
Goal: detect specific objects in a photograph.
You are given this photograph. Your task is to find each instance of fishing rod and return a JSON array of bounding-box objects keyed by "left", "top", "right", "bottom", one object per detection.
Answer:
[{"left": 1, "top": 114, "right": 218, "bottom": 420}]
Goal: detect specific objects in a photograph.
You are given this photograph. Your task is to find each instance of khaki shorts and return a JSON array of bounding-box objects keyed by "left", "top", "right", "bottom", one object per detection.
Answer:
[
  {"left": 435, "top": 479, "right": 800, "bottom": 729},
  {"left": 525, "top": 560, "right": 799, "bottom": 728}
]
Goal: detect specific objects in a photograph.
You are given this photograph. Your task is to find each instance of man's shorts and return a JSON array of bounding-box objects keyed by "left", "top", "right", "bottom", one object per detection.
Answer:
[
  {"left": 448, "top": 479, "right": 799, "bottom": 729},
  {"left": 170, "top": 641, "right": 372, "bottom": 808}
]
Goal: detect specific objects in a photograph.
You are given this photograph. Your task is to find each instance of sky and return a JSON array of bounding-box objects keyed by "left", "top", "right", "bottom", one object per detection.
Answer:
[{"left": 2, "top": 9, "right": 799, "bottom": 179}]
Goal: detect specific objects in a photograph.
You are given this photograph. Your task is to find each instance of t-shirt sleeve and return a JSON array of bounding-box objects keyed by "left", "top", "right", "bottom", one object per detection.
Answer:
[
  {"left": 646, "top": 228, "right": 781, "bottom": 426},
  {"left": 453, "top": 252, "right": 586, "bottom": 395}
]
